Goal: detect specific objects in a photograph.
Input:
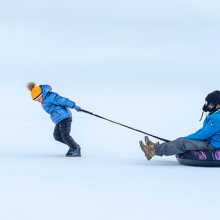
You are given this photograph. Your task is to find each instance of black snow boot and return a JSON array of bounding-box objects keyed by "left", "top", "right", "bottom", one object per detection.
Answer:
[{"left": 66, "top": 146, "right": 81, "bottom": 157}]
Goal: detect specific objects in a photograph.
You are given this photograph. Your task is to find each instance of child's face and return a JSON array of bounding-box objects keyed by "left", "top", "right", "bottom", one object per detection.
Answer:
[{"left": 37, "top": 96, "right": 43, "bottom": 103}]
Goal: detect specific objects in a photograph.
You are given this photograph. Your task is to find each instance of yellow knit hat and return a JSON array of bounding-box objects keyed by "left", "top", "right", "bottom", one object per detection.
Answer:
[{"left": 27, "top": 82, "right": 43, "bottom": 101}]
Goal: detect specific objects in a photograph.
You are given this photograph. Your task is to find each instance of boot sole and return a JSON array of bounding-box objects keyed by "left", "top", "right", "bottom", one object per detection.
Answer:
[
  {"left": 139, "top": 141, "right": 151, "bottom": 161},
  {"left": 145, "top": 136, "right": 150, "bottom": 145},
  {"left": 140, "top": 141, "right": 145, "bottom": 152},
  {"left": 66, "top": 155, "right": 81, "bottom": 157}
]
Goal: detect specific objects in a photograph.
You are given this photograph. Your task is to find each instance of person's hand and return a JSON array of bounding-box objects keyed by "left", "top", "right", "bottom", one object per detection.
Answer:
[{"left": 74, "top": 105, "right": 81, "bottom": 112}]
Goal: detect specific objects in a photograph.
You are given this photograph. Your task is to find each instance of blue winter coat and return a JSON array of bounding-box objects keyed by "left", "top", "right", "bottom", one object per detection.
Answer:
[
  {"left": 186, "top": 110, "right": 220, "bottom": 149},
  {"left": 40, "top": 85, "right": 75, "bottom": 124}
]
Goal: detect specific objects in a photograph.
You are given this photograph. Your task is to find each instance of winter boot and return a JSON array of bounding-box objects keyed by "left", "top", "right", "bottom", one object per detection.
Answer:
[
  {"left": 66, "top": 146, "right": 81, "bottom": 157},
  {"left": 139, "top": 136, "right": 159, "bottom": 160},
  {"left": 145, "top": 136, "right": 159, "bottom": 147}
]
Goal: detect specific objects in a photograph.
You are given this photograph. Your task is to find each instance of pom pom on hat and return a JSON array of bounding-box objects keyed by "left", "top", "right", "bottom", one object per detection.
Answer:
[
  {"left": 27, "top": 82, "right": 43, "bottom": 101},
  {"left": 27, "top": 82, "right": 36, "bottom": 91}
]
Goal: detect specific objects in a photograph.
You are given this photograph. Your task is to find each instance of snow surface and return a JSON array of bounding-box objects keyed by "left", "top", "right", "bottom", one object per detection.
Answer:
[
  {"left": 1, "top": 148, "right": 220, "bottom": 220},
  {"left": 1, "top": 0, "right": 220, "bottom": 219},
  {"left": 1, "top": 120, "right": 220, "bottom": 220}
]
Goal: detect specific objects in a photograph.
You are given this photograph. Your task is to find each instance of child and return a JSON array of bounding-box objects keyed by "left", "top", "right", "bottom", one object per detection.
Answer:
[
  {"left": 139, "top": 91, "right": 220, "bottom": 160},
  {"left": 27, "top": 82, "right": 82, "bottom": 157}
]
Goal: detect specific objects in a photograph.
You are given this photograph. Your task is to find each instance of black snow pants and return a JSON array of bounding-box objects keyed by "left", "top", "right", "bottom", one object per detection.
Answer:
[{"left": 53, "top": 117, "right": 79, "bottom": 150}]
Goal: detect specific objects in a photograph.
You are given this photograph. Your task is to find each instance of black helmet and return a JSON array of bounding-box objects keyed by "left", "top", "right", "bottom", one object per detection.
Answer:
[{"left": 203, "top": 90, "right": 220, "bottom": 113}]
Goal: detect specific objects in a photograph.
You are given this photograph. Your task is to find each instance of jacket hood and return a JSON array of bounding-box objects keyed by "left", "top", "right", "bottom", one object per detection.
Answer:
[{"left": 40, "top": 85, "right": 52, "bottom": 100}]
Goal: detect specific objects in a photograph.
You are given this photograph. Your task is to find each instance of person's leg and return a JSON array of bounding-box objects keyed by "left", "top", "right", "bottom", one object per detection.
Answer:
[
  {"left": 53, "top": 123, "right": 66, "bottom": 145},
  {"left": 156, "top": 137, "right": 215, "bottom": 156},
  {"left": 59, "top": 118, "right": 79, "bottom": 150}
]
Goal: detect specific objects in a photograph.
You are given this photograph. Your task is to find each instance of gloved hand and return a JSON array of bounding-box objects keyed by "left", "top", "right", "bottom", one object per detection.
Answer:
[{"left": 74, "top": 105, "right": 81, "bottom": 112}]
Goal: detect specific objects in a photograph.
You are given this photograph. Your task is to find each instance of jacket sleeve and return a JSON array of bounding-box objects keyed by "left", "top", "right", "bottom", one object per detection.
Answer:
[
  {"left": 49, "top": 93, "right": 75, "bottom": 109},
  {"left": 186, "top": 117, "right": 220, "bottom": 140}
]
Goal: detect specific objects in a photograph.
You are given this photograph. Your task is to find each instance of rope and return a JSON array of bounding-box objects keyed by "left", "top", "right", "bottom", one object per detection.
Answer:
[{"left": 81, "top": 109, "right": 170, "bottom": 142}]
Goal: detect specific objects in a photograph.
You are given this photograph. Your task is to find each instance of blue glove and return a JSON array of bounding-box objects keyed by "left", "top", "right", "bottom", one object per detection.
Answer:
[{"left": 74, "top": 105, "right": 81, "bottom": 112}]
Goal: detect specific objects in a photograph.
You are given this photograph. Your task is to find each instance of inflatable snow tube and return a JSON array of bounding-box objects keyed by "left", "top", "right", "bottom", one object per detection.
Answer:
[{"left": 176, "top": 150, "right": 220, "bottom": 167}]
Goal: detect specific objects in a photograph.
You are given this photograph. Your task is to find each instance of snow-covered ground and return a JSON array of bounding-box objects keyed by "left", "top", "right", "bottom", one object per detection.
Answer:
[
  {"left": 1, "top": 145, "right": 219, "bottom": 220},
  {"left": 1, "top": 1, "right": 220, "bottom": 219},
  {"left": 1, "top": 100, "right": 220, "bottom": 220}
]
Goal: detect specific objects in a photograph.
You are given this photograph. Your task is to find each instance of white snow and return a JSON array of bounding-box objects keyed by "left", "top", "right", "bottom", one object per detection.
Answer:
[
  {"left": 1, "top": 115, "right": 220, "bottom": 220},
  {"left": 1, "top": 149, "right": 219, "bottom": 220},
  {"left": 1, "top": 0, "right": 220, "bottom": 219}
]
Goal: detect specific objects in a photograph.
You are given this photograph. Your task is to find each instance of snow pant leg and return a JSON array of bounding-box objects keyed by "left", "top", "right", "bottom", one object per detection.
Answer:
[
  {"left": 53, "top": 123, "right": 66, "bottom": 145},
  {"left": 58, "top": 118, "right": 79, "bottom": 150},
  {"left": 155, "top": 137, "right": 215, "bottom": 156}
]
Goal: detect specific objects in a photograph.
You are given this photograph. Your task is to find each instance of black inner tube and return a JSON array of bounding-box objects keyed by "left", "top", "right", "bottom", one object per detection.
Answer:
[{"left": 176, "top": 157, "right": 220, "bottom": 167}]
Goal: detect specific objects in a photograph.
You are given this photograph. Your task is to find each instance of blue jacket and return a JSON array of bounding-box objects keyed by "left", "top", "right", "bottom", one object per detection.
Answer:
[
  {"left": 40, "top": 85, "right": 75, "bottom": 124},
  {"left": 186, "top": 110, "right": 220, "bottom": 148}
]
